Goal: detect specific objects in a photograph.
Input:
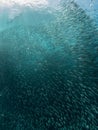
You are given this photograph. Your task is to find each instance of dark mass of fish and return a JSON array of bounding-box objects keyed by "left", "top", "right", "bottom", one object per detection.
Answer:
[{"left": 0, "top": 1, "right": 98, "bottom": 130}]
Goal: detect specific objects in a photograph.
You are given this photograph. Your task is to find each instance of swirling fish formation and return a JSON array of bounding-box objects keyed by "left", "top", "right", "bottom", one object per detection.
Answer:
[{"left": 0, "top": 1, "right": 98, "bottom": 130}]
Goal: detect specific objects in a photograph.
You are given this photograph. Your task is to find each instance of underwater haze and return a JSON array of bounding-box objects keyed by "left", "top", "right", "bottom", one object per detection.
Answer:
[{"left": 0, "top": 0, "right": 98, "bottom": 130}]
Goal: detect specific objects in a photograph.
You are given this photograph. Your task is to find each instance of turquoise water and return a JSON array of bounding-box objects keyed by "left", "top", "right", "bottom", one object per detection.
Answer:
[{"left": 0, "top": 0, "right": 98, "bottom": 130}]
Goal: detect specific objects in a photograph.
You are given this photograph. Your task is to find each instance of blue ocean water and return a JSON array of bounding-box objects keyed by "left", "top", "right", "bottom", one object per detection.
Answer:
[{"left": 0, "top": 0, "right": 98, "bottom": 130}]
